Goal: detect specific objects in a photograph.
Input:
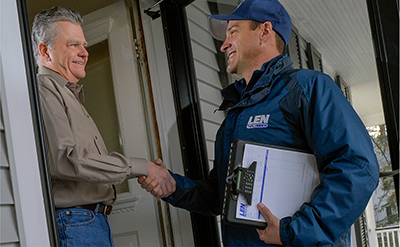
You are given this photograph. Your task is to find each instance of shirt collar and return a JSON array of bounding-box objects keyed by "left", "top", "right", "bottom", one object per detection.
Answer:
[
  {"left": 65, "top": 82, "right": 85, "bottom": 102},
  {"left": 38, "top": 66, "right": 85, "bottom": 102}
]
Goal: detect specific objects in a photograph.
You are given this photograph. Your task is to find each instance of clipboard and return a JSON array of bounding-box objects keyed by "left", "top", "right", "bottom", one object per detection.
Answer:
[{"left": 222, "top": 139, "right": 319, "bottom": 229}]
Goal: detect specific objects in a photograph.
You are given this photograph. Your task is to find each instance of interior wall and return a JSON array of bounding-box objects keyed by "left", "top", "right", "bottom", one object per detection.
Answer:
[{"left": 79, "top": 40, "right": 129, "bottom": 193}]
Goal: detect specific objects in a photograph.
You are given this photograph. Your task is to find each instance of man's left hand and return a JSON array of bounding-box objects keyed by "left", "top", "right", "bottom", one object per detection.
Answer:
[{"left": 256, "top": 203, "right": 283, "bottom": 245}]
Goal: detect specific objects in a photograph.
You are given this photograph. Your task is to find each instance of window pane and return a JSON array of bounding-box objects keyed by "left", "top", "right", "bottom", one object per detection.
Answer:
[{"left": 368, "top": 125, "right": 399, "bottom": 228}]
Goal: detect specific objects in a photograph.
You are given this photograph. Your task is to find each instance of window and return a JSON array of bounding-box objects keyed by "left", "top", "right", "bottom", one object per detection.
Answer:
[{"left": 368, "top": 125, "right": 399, "bottom": 228}]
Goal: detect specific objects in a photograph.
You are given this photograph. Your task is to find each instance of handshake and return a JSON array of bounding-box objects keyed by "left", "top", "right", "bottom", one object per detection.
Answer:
[{"left": 138, "top": 158, "right": 176, "bottom": 198}]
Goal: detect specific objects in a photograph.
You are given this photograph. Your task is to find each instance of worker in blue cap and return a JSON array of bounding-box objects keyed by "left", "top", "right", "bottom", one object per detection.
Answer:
[{"left": 139, "top": 0, "right": 379, "bottom": 246}]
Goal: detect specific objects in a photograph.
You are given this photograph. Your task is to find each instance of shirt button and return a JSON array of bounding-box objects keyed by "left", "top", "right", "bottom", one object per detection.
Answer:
[{"left": 66, "top": 211, "right": 70, "bottom": 215}]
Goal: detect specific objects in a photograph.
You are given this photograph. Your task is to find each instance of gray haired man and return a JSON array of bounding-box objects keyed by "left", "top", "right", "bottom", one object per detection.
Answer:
[{"left": 32, "top": 7, "right": 176, "bottom": 246}]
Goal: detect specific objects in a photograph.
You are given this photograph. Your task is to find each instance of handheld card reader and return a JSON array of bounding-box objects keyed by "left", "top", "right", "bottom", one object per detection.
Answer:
[{"left": 226, "top": 161, "right": 257, "bottom": 205}]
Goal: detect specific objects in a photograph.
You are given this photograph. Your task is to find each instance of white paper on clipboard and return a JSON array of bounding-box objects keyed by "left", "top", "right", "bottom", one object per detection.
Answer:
[{"left": 235, "top": 144, "right": 320, "bottom": 222}]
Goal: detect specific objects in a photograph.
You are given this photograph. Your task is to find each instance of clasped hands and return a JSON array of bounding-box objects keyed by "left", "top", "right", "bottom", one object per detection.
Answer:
[
  {"left": 138, "top": 159, "right": 282, "bottom": 245},
  {"left": 138, "top": 158, "right": 176, "bottom": 198}
]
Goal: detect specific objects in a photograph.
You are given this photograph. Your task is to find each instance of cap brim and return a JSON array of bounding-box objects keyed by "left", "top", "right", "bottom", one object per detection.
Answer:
[
  {"left": 208, "top": 14, "right": 249, "bottom": 41},
  {"left": 208, "top": 16, "right": 228, "bottom": 41}
]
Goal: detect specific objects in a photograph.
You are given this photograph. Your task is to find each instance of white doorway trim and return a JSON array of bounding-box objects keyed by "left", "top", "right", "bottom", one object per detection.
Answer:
[{"left": 82, "top": 1, "right": 165, "bottom": 246}]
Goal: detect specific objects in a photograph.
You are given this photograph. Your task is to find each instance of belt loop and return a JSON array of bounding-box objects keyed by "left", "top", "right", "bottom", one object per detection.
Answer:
[
  {"left": 103, "top": 205, "right": 109, "bottom": 215},
  {"left": 94, "top": 203, "right": 100, "bottom": 216}
]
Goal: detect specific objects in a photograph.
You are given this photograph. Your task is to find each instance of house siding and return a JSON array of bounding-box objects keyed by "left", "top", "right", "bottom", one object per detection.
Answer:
[
  {"left": 1, "top": 1, "right": 51, "bottom": 246},
  {"left": 0, "top": 99, "right": 20, "bottom": 245},
  {"left": 187, "top": 1, "right": 226, "bottom": 244},
  {"left": 187, "top": 0, "right": 225, "bottom": 172}
]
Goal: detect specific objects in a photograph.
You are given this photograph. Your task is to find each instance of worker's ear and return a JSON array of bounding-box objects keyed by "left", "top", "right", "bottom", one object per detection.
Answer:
[
  {"left": 259, "top": 21, "right": 273, "bottom": 44},
  {"left": 38, "top": 42, "right": 51, "bottom": 61}
]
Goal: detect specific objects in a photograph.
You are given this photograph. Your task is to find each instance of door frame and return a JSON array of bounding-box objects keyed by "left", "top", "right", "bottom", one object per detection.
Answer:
[
  {"left": 3, "top": 0, "right": 56, "bottom": 245},
  {"left": 158, "top": 0, "right": 221, "bottom": 246},
  {"left": 82, "top": 1, "right": 167, "bottom": 246}
]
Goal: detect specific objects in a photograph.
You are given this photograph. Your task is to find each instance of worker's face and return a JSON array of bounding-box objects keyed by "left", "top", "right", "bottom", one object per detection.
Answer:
[
  {"left": 46, "top": 21, "right": 88, "bottom": 83},
  {"left": 220, "top": 20, "right": 261, "bottom": 77}
]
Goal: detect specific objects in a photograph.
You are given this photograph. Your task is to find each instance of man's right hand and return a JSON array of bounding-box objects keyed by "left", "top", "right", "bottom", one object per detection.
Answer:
[{"left": 138, "top": 158, "right": 176, "bottom": 198}]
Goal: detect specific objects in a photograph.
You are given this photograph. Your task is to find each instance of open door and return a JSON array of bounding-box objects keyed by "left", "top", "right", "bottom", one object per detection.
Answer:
[{"left": 79, "top": 1, "right": 166, "bottom": 246}]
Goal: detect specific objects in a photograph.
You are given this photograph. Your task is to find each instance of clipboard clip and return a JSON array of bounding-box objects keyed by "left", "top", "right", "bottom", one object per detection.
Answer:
[{"left": 225, "top": 161, "right": 257, "bottom": 205}]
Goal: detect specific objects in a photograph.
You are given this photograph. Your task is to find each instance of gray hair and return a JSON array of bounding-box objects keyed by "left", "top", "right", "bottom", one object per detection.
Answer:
[{"left": 31, "top": 7, "right": 83, "bottom": 64}]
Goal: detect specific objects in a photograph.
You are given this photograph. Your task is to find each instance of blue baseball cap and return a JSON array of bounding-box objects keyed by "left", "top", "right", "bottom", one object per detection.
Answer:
[{"left": 208, "top": 0, "right": 292, "bottom": 45}]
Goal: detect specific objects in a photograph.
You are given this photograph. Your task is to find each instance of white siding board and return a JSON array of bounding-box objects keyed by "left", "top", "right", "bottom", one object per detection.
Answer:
[
  {"left": 200, "top": 101, "right": 225, "bottom": 124},
  {"left": 187, "top": 8, "right": 216, "bottom": 54},
  {"left": 186, "top": 4, "right": 210, "bottom": 28},
  {"left": 0, "top": 206, "right": 19, "bottom": 243},
  {"left": 203, "top": 120, "right": 220, "bottom": 142},
  {"left": 208, "top": 160, "right": 214, "bottom": 170},
  {"left": 0, "top": 106, "right": 3, "bottom": 130},
  {"left": 191, "top": 1, "right": 211, "bottom": 15},
  {"left": 206, "top": 140, "right": 215, "bottom": 165},
  {"left": 194, "top": 61, "right": 220, "bottom": 84},
  {"left": 192, "top": 42, "right": 219, "bottom": 69},
  {"left": 198, "top": 82, "right": 223, "bottom": 107},
  {"left": 0, "top": 243, "right": 19, "bottom": 247},
  {"left": 1, "top": 167, "right": 14, "bottom": 204},
  {"left": 189, "top": 27, "right": 216, "bottom": 53},
  {"left": 1, "top": 132, "right": 9, "bottom": 168},
  {"left": 197, "top": 77, "right": 222, "bottom": 91}
]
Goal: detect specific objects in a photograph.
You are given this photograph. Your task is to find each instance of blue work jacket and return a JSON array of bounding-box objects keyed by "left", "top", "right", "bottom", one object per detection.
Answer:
[{"left": 165, "top": 54, "right": 379, "bottom": 246}]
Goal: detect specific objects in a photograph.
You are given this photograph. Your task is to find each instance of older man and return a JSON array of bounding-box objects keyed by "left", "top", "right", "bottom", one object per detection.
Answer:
[
  {"left": 140, "top": 0, "right": 379, "bottom": 246},
  {"left": 32, "top": 7, "right": 175, "bottom": 246}
]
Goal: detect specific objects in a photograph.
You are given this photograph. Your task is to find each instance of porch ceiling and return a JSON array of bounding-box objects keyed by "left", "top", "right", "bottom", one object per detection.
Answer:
[{"left": 279, "top": 0, "right": 382, "bottom": 126}]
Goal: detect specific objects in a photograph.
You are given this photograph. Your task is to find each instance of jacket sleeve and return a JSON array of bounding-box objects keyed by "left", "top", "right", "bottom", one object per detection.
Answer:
[
  {"left": 163, "top": 167, "right": 220, "bottom": 216},
  {"left": 280, "top": 72, "right": 380, "bottom": 246}
]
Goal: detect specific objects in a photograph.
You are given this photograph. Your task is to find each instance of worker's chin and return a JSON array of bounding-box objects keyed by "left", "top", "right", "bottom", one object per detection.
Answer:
[{"left": 226, "top": 66, "right": 237, "bottom": 75}]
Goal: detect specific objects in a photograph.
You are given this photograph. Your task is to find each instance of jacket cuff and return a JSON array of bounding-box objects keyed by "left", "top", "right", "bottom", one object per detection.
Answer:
[
  {"left": 280, "top": 217, "right": 293, "bottom": 245},
  {"left": 163, "top": 172, "right": 179, "bottom": 203},
  {"left": 163, "top": 171, "right": 195, "bottom": 202}
]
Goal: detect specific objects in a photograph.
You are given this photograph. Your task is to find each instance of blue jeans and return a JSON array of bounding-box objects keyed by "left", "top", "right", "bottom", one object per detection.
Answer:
[{"left": 56, "top": 204, "right": 114, "bottom": 247}]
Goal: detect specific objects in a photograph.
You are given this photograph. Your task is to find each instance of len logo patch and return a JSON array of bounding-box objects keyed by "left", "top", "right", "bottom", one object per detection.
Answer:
[{"left": 246, "top": 114, "right": 270, "bottom": 129}]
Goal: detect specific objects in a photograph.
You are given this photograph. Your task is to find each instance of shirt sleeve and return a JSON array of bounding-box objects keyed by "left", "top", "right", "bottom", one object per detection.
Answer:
[
  {"left": 39, "top": 76, "right": 149, "bottom": 184},
  {"left": 280, "top": 72, "right": 379, "bottom": 245}
]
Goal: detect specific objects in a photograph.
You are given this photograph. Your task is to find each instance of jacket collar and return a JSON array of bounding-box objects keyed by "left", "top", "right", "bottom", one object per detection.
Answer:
[{"left": 219, "top": 54, "right": 293, "bottom": 110}]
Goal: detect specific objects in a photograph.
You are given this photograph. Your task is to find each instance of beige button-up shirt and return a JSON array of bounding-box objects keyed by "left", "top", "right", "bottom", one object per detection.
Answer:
[{"left": 38, "top": 66, "right": 148, "bottom": 208}]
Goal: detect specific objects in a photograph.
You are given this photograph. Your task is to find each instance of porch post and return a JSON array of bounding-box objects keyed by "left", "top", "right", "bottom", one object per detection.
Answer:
[
  {"left": 159, "top": 0, "right": 221, "bottom": 246},
  {"left": 366, "top": 0, "right": 399, "bottom": 209}
]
